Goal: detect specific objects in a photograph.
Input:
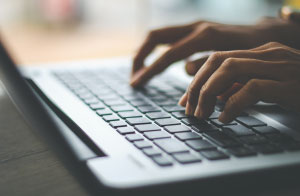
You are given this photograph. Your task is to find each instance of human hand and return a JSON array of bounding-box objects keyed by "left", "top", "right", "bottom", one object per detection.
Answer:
[
  {"left": 178, "top": 42, "right": 300, "bottom": 123},
  {"left": 130, "top": 18, "right": 300, "bottom": 87}
]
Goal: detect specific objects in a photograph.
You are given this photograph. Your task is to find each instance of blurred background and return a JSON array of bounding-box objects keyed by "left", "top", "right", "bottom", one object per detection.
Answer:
[{"left": 0, "top": 0, "right": 299, "bottom": 65}]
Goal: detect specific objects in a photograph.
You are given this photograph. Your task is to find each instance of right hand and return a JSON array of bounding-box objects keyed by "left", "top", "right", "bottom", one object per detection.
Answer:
[{"left": 130, "top": 17, "right": 300, "bottom": 87}]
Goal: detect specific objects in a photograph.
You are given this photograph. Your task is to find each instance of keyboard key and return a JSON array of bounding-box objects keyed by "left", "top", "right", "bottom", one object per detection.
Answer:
[
  {"left": 138, "top": 106, "right": 161, "bottom": 113},
  {"left": 200, "top": 150, "right": 229, "bottom": 160},
  {"left": 192, "top": 123, "right": 219, "bottom": 133},
  {"left": 151, "top": 156, "right": 173, "bottom": 166},
  {"left": 144, "top": 131, "right": 171, "bottom": 140},
  {"left": 250, "top": 144, "right": 282, "bottom": 154},
  {"left": 156, "top": 99, "right": 178, "bottom": 106},
  {"left": 186, "top": 139, "right": 216, "bottom": 151},
  {"left": 118, "top": 111, "right": 143, "bottom": 119},
  {"left": 239, "top": 135, "right": 268, "bottom": 145},
  {"left": 209, "top": 111, "right": 220, "bottom": 119},
  {"left": 172, "top": 111, "right": 188, "bottom": 119},
  {"left": 146, "top": 112, "right": 170, "bottom": 120},
  {"left": 102, "top": 114, "right": 120, "bottom": 122},
  {"left": 154, "top": 138, "right": 189, "bottom": 154},
  {"left": 163, "top": 105, "right": 186, "bottom": 112},
  {"left": 122, "top": 94, "right": 143, "bottom": 101},
  {"left": 109, "top": 120, "right": 127, "bottom": 128},
  {"left": 236, "top": 116, "right": 266, "bottom": 127},
  {"left": 117, "top": 127, "right": 136, "bottom": 135},
  {"left": 104, "top": 99, "right": 127, "bottom": 106},
  {"left": 204, "top": 131, "right": 240, "bottom": 147},
  {"left": 253, "top": 126, "right": 279, "bottom": 134},
  {"left": 89, "top": 102, "right": 106, "bottom": 110},
  {"left": 227, "top": 147, "right": 256, "bottom": 157},
  {"left": 142, "top": 148, "right": 162, "bottom": 156},
  {"left": 125, "top": 134, "right": 144, "bottom": 142},
  {"left": 135, "top": 124, "right": 161, "bottom": 132},
  {"left": 181, "top": 117, "right": 207, "bottom": 126},
  {"left": 210, "top": 119, "right": 237, "bottom": 127},
  {"left": 175, "top": 132, "right": 202, "bottom": 141},
  {"left": 134, "top": 140, "right": 152, "bottom": 149},
  {"left": 164, "top": 125, "right": 191, "bottom": 133},
  {"left": 155, "top": 118, "right": 181, "bottom": 126},
  {"left": 222, "top": 125, "right": 255, "bottom": 136},
  {"left": 96, "top": 108, "right": 113, "bottom": 116},
  {"left": 126, "top": 117, "right": 151, "bottom": 125},
  {"left": 111, "top": 105, "right": 134, "bottom": 112},
  {"left": 83, "top": 97, "right": 99, "bottom": 104},
  {"left": 130, "top": 100, "right": 151, "bottom": 107},
  {"left": 173, "top": 153, "right": 201, "bottom": 164}
]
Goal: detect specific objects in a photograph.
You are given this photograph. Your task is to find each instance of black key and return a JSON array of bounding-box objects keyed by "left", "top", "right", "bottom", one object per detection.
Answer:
[
  {"left": 186, "top": 139, "right": 216, "bottom": 151},
  {"left": 239, "top": 135, "right": 268, "bottom": 145},
  {"left": 236, "top": 116, "right": 266, "bottom": 127},
  {"left": 151, "top": 156, "right": 173, "bottom": 166},
  {"left": 155, "top": 118, "right": 181, "bottom": 126},
  {"left": 173, "top": 153, "right": 201, "bottom": 164},
  {"left": 156, "top": 99, "right": 178, "bottom": 106},
  {"left": 204, "top": 131, "right": 240, "bottom": 147},
  {"left": 209, "top": 111, "right": 220, "bottom": 119},
  {"left": 138, "top": 106, "right": 161, "bottom": 113},
  {"left": 163, "top": 105, "right": 186, "bottom": 112},
  {"left": 111, "top": 105, "right": 134, "bottom": 112},
  {"left": 192, "top": 123, "right": 219, "bottom": 133},
  {"left": 143, "top": 148, "right": 162, "bottom": 156},
  {"left": 144, "top": 131, "right": 171, "bottom": 140},
  {"left": 154, "top": 138, "right": 189, "bottom": 154},
  {"left": 200, "top": 150, "right": 229, "bottom": 160},
  {"left": 118, "top": 111, "right": 143, "bottom": 118},
  {"left": 130, "top": 100, "right": 151, "bottom": 107},
  {"left": 222, "top": 125, "right": 255, "bottom": 136},
  {"left": 102, "top": 114, "right": 120, "bottom": 122},
  {"left": 109, "top": 120, "right": 127, "bottom": 128},
  {"left": 146, "top": 112, "right": 170, "bottom": 120},
  {"left": 116, "top": 127, "right": 136, "bottom": 135},
  {"left": 125, "top": 134, "right": 144, "bottom": 142},
  {"left": 253, "top": 126, "right": 279, "bottom": 134},
  {"left": 89, "top": 102, "right": 106, "bottom": 110},
  {"left": 175, "top": 132, "right": 202, "bottom": 141},
  {"left": 227, "top": 147, "right": 256, "bottom": 157},
  {"left": 250, "top": 144, "right": 282, "bottom": 154},
  {"left": 135, "top": 124, "right": 161, "bottom": 132},
  {"left": 181, "top": 117, "right": 207, "bottom": 126},
  {"left": 134, "top": 140, "right": 152, "bottom": 149},
  {"left": 211, "top": 119, "right": 237, "bottom": 127},
  {"left": 172, "top": 111, "right": 188, "bottom": 119},
  {"left": 96, "top": 108, "right": 113, "bottom": 116},
  {"left": 126, "top": 117, "right": 151, "bottom": 125},
  {"left": 104, "top": 99, "right": 127, "bottom": 106},
  {"left": 164, "top": 125, "right": 191, "bottom": 133}
]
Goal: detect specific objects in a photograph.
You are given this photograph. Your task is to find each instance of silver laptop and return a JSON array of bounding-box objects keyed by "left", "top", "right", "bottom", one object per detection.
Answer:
[{"left": 1, "top": 38, "right": 300, "bottom": 196}]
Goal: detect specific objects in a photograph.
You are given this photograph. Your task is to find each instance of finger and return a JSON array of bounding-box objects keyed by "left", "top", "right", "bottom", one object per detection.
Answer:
[
  {"left": 195, "top": 58, "right": 285, "bottom": 119},
  {"left": 132, "top": 23, "right": 198, "bottom": 76},
  {"left": 217, "top": 82, "right": 243, "bottom": 101},
  {"left": 219, "top": 79, "right": 285, "bottom": 123},
  {"left": 185, "top": 56, "right": 209, "bottom": 76},
  {"left": 185, "top": 46, "right": 292, "bottom": 115},
  {"left": 130, "top": 31, "right": 203, "bottom": 87},
  {"left": 131, "top": 22, "right": 225, "bottom": 87}
]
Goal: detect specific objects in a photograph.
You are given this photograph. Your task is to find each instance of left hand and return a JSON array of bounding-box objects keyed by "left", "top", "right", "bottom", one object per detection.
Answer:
[{"left": 178, "top": 42, "right": 300, "bottom": 123}]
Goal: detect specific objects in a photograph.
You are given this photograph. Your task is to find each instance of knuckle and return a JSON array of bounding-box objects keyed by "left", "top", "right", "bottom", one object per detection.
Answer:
[
  {"left": 147, "top": 30, "right": 159, "bottom": 41},
  {"left": 265, "top": 41, "right": 281, "bottom": 48},
  {"left": 222, "top": 58, "right": 237, "bottom": 72},
  {"left": 199, "top": 84, "right": 211, "bottom": 97},
  {"left": 197, "top": 23, "right": 218, "bottom": 35},
  {"left": 246, "top": 79, "right": 261, "bottom": 95}
]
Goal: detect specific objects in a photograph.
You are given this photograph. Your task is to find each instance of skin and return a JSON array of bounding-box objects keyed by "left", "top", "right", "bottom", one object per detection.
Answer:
[{"left": 130, "top": 18, "right": 300, "bottom": 123}]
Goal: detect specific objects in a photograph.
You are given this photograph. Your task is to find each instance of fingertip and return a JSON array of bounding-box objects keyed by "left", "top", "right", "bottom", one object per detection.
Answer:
[
  {"left": 178, "top": 93, "right": 188, "bottom": 106},
  {"left": 218, "top": 111, "right": 233, "bottom": 124}
]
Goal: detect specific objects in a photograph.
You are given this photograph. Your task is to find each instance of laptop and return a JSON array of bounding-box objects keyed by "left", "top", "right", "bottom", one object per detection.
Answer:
[{"left": 1, "top": 38, "right": 300, "bottom": 196}]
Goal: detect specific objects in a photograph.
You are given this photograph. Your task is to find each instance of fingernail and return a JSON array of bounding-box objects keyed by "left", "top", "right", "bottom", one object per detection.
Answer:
[
  {"left": 178, "top": 93, "right": 187, "bottom": 106},
  {"left": 185, "top": 103, "right": 193, "bottom": 116},
  {"left": 130, "top": 76, "right": 140, "bottom": 87},
  {"left": 194, "top": 105, "right": 201, "bottom": 118}
]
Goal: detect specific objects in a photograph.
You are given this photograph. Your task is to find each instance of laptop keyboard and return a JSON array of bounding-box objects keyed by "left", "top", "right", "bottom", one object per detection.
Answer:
[{"left": 53, "top": 69, "right": 300, "bottom": 167}]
